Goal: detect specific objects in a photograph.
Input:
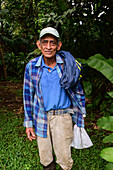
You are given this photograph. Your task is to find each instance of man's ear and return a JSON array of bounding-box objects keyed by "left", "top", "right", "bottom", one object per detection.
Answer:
[
  {"left": 57, "top": 41, "right": 62, "bottom": 51},
  {"left": 36, "top": 40, "right": 41, "bottom": 50}
]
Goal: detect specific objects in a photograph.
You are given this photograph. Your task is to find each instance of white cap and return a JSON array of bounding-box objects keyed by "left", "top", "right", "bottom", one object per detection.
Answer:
[{"left": 39, "top": 27, "right": 60, "bottom": 39}]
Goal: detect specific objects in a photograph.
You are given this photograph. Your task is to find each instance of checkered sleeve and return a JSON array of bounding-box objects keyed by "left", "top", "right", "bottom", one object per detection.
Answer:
[
  {"left": 23, "top": 63, "right": 34, "bottom": 128},
  {"left": 67, "top": 81, "right": 86, "bottom": 127}
]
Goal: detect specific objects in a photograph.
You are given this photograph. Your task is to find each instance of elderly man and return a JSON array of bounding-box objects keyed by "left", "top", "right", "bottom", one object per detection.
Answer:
[{"left": 23, "top": 27, "right": 86, "bottom": 170}]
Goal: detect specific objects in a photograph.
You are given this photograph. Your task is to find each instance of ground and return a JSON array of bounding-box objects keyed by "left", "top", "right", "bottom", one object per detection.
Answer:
[{"left": 0, "top": 81, "right": 23, "bottom": 115}]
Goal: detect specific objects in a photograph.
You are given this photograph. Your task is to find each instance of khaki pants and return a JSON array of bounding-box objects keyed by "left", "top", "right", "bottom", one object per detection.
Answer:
[{"left": 37, "top": 113, "right": 73, "bottom": 170}]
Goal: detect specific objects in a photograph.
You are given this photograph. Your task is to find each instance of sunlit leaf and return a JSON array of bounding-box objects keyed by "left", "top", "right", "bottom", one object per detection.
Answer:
[
  {"left": 107, "top": 91, "right": 113, "bottom": 98},
  {"left": 97, "top": 116, "right": 113, "bottom": 131},
  {"left": 87, "top": 54, "right": 113, "bottom": 83},
  {"left": 100, "top": 147, "right": 113, "bottom": 162}
]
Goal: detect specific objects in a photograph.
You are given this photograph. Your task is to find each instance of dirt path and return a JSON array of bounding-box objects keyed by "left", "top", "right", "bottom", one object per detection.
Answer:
[{"left": 0, "top": 81, "right": 23, "bottom": 114}]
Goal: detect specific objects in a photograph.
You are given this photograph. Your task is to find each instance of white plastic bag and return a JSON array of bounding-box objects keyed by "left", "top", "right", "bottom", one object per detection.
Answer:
[{"left": 71, "top": 124, "right": 93, "bottom": 149}]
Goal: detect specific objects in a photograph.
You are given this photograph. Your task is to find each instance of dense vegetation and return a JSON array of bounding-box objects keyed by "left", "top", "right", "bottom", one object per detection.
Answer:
[
  {"left": 0, "top": 0, "right": 113, "bottom": 169},
  {"left": 0, "top": 0, "right": 113, "bottom": 79}
]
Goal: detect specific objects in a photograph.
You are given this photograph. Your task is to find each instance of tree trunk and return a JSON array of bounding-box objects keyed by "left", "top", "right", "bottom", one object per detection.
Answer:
[
  {"left": 0, "top": 42, "right": 7, "bottom": 80},
  {"left": 0, "top": 0, "right": 7, "bottom": 80}
]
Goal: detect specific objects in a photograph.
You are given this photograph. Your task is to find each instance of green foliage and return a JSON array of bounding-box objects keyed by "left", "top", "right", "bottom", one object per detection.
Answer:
[
  {"left": 87, "top": 54, "right": 113, "bottom": 83},
  {"left": 97, "top": 116, "right": 113, "bottom": 131},
  {"left": 79, "top": 54, "right": 113, "bottom": 115},
  {"left": 107, "top": 91, "right": 113, "bottom": 98},
  {"left": 82, "top": 81, "right": 92, "bottom": 96},
  {"left": 105, "top": 163, "right": 113, "bottom": 170},
  {"left": 97, "top": 116, "right": 113, "bottom": 167},
  {"left": 3, "top": 52, "right": 26, "bottom": 79},
  {"left": 81, "top": 53, "right": 113, "bottom": 168},
  {"left": 100, "top": 148, "right": 113, "bottom": 163},
  {"left": 103, "top": 133, "right": 113, "bottom": 143},
  {"left": 0, "top": 1, "right": 113, "bottom": 168},
  {"left": 27, "top": 49, "right": 41, "bottom": 57},
  {"left": 100, "top": 99, "right": 113, "bottom": 115},
  {"left": 13, "top": 89, "right": 23, "bottom": 97},
  {"left": 1, "top": 0, "right": 113, "bottom": 79}
]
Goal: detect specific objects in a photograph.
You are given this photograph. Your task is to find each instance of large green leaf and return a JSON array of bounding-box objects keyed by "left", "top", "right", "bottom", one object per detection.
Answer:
[
  {"left": 100, "top": 147, "right": 113, "bottom": 162},
  {"left": 105, "top": 163, "right": 113, "bottom": 170},
  {"left": 97, "top": 116, "right": 113, "bottom": 131},
  {"left": 111, "top": 103, "right": 113, "bottom": 113},
  {"left": 87, "top": 54, "right": 113, "bottom": 83},
  {"left": 107, "top": 91, "right": 113, "bottom": 98},
  {"left": 103, "top": 133, "right": 113, "bottom": 143}
]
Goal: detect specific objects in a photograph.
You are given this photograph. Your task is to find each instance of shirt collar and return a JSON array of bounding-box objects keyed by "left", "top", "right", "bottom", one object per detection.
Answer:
[{"left": 35, "top": 54, "right": 63, "bottom": 67}]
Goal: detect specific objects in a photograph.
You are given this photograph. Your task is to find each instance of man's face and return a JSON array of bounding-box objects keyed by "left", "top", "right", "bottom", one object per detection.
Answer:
[{"left": 36, "top": 34, "right": 62, "bottom": 59}]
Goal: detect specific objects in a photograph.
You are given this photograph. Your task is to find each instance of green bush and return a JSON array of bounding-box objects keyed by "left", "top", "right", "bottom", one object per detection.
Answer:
[{"left": 97, "top": 116, "right": 113, "bottom": 168}]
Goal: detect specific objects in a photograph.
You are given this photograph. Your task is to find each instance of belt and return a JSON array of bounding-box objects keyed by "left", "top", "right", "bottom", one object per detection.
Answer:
[{"left": 46, "top": 108, "right": 74, "bottom": 115}]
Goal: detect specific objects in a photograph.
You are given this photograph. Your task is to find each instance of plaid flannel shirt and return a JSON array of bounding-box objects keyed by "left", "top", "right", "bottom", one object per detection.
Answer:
[{"left": 23, "top": 54, "right": 86, "bottom": 138}]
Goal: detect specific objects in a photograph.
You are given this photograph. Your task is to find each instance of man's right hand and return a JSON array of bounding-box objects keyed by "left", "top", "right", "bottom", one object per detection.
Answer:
[{"left": 26, "top": 127, "right": 36, "bottom": 141}]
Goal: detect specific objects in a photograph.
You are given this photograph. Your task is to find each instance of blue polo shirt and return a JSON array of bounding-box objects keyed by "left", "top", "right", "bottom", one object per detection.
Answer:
[{"left": 40, "top": 57, "right": 71, "bottom": 111}]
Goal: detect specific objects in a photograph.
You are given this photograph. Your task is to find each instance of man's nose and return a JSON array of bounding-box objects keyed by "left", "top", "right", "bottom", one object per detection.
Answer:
[{"left": 46, "top": 42, "right": 51, "bottom": 49}]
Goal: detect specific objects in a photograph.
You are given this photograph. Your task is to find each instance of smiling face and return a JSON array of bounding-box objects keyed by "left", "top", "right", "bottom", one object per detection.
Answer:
[{"left": 36, "top": 34, "right": 62, "bottom": 59}]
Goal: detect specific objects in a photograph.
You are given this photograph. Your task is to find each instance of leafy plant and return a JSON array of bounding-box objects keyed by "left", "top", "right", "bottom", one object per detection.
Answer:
[
  {"left": 97, "top": 116, "right": 113, "bottom": 132},
  {"left": 3, "top": 52, "right": 27, "bottom": 79},
  {"left": 87, "top": 54, "right": 113, "bottom": 83},
  {"left": 79, "top": 53, "right": 113, "bottom": 168},
  {"left": 97, "top": 116, "right": 113, "bottom": 168},
  {"left": 78, "top": 54, "right": 113, "bottom": 114},
  {"left": 107, "top": 91, "right": 113, "bottom": 98},
  {"left": 89, "top": 54, "right": 113, "bottom": 168},
  {"left": 82, "top": 81, "right": 92, "bottom": 96}
]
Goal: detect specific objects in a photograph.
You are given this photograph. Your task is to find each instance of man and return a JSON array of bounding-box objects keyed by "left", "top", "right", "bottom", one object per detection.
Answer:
[{"left": 23, "top": 27, "right": 86, "bottom": 170}]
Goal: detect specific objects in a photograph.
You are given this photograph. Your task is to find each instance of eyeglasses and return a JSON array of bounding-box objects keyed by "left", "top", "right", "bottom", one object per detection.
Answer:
[{"left": 41, "top": 40, "right": 57, "bottom": 47}]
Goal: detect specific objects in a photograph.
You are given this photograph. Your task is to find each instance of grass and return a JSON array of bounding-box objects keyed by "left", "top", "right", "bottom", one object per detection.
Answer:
[
  {"left": 0, "top": 108, "right": 111, "bottom": 170},
  {"left": 0, "top": 110, "right": 42, "bottom": 170},
  {"left": 12, "top": 89, "right": 23, "bottom": 97}
]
